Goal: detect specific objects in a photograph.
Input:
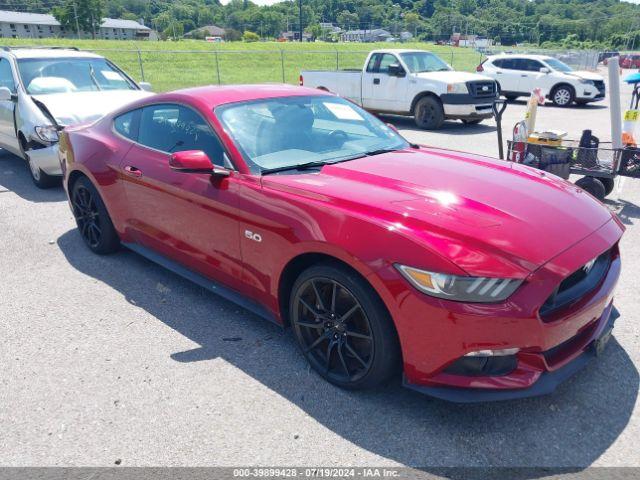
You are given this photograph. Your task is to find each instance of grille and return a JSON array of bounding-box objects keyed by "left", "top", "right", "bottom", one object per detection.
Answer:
[
  {"left": 467, "top": 80, "right": 497, "bottom": 98},
  {"left": 593, "top": 80, "right": 605, "bottom": 94},
  {"left": 540, "top": 248, "right": 612, "bottom": 320}
]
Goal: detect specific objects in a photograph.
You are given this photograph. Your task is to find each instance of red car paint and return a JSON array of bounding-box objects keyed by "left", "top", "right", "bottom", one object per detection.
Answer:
[{"left": 59, "top": 85, "right": 624, "bottom": 400}]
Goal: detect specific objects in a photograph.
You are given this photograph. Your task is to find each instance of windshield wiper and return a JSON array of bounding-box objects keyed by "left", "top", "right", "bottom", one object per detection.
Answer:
[
  {"left": 261, "top": 160, "right": 330, "bottom": 175},
  {"left": 88, "top": 65, "right": 102, "bottom": 91},
  {"left": 364, "top": 147, "right": 400, "bottom": 156}
]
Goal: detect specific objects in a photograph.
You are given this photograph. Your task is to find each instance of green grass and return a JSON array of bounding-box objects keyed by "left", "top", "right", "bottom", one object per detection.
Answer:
[{"left": 1, "top": 38, "right": 486, "bottom": 92}]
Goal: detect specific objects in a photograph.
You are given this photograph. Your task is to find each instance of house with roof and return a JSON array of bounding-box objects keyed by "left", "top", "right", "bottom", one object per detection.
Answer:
[
  {"left": 340, "top": 28, "right": 391, "bottom": 43},
  {"left": 0, "top": 10, "right": 152, "bottom": 40},
  {"left": 184, "top": 25, "right": 226, "bottom": 40}
]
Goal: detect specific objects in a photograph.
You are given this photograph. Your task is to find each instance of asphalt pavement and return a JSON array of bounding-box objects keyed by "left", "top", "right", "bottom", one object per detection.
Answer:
[{"left": 1, "top": 70, "right": 639, "bottom": 472}]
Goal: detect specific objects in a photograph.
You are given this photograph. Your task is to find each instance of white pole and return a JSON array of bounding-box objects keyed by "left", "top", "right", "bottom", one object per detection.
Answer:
[{"left": 609, "top": 57, "right": 623, "bottom": 150}]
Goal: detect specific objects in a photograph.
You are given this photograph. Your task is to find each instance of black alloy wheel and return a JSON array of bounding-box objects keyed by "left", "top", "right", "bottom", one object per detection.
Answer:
[
  {"left": 72, "top": 184, "right": 102, "bottom": 249},
  {"left": 71, "top": 177, "right": 120, "bottom": 254},
  {"left": 292, "top": 276, "right": 374, "bottom": 384}
]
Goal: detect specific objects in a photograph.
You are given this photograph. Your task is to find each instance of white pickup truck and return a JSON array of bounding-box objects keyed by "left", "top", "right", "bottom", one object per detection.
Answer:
[{"left": 300, "top": 49, "right": 498, "bottom": 130}]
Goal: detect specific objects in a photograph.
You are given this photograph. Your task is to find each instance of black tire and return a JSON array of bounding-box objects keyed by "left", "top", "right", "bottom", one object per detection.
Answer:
[
  {"left": 575, "top": 176, "right": 606, "bottom": 201},
  {"left": 71, "top": 176, "right": 120, "bottom": 254},
  {"left": 289, "top": 263, "right": 400, "bottom": 390},
  {"left": 414, "top": 96, "right": 445, "bottom": 130},
  {"left": 461, "top": 119, "right": 483, "bottom": 125},
  {"left": 600, "top": 177, "right": 615, "bottom": 196},
  {"left": 20, "top": 137, "right": 59, "bottom": 189},
  {"left": 551, "top": 84, "right": 575, "bottom": 107}
]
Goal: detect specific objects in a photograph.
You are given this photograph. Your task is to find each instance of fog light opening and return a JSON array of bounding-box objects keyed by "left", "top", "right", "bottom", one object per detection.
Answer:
[{"left": 464, "top": 348, "right": 520, "bottom": 357}]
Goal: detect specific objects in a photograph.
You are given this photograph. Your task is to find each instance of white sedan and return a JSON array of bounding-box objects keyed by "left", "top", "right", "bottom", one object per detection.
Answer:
[{"left": 0, "top": 47, "right": 153, "bottom": 188}]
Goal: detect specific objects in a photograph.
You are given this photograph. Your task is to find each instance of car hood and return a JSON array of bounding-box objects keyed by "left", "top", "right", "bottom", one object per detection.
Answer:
[
  {"left": 262, "top": 148, "right": 616, "bottom": 278},
  {"left": 562, "top": 71, "right": 604, "bottom": 81},
  {"left": 414, "top": 70, "right": 494, "bottom": 83},
  {"left": 31, "top": 90, "right": 154, "bottom": 127}
]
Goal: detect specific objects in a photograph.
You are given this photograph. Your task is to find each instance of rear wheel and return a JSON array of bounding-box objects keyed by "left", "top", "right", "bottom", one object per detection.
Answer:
[
  {"left": 414, "top": 96, "right": 444, "bottom": 130},
  {"left": 575, "top": 176, "right": 606, "bottom": 201},
  {"left": 71, "top": 176, "right": 120, "bottom": 254},
  {"left": 289, "top": 264, "right": 400, "bottom": 389}
]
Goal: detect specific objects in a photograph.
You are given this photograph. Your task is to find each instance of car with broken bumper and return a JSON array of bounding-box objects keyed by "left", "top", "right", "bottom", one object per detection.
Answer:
[
  {"left": 0, "top": 47, "right": 152, "bottom": 188},
  {"left": 59, "top": 84, "right": 624, "bottom": 401}
]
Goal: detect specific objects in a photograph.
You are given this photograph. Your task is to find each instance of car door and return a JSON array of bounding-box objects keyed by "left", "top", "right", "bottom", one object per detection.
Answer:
[
  {"left": 119, "top": 103, "right": 244, "bottom": 290},
  {"left": 517, "top": 58, "right": 546, "bottom": 94},
  {"left": 361, "top": 53, "right": 408, "bottom": 112},
  {"left": 0, "top": 57, "right": 19, "bottom": 152},
  {"left": 493, "top": 58, "right": 522, "bottom": 93}
]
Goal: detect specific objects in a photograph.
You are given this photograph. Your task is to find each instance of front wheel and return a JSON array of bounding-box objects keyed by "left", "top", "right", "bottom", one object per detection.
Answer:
[
  {"left": 289, "top": 264, "right": 400, "bottom": 389},
  {"left": 551, "top": 85, "right": 575, "bottom": 107},
  {"left": 414, "top": 96, "right": 444, "bottom": 130},
  {"left": 20, "top": 138, "right": 59, "bottom": 189}
]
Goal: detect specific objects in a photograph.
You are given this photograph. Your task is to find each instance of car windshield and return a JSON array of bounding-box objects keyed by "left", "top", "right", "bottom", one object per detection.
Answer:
[
  {"left": 544, "top": 58, "right": 573, "bottom": 73},
  {"left": 17, "top": 57, "right": 137, "bottom": 95},
  {"left": 216, "top": 95, "right": 409, "bottom": 174},
  {"left": 399, "top": 52, "right": 451, "bottom": 73}
]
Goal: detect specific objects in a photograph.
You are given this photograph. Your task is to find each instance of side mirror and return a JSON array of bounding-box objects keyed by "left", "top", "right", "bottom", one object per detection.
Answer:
[
  {"left": 139, "top": 81, "right": 153, "bottom": 92},
  {"left": 0, "top": 86, "right": 15, "bottom": 101},
  {"left": 169, "top": 150, "right": 230, "bottom": 176},
  {"left": 387, "top": 63, "right": 406, "bottom": 77},
  {"left": 539, "top": 67, "right": 550, "bottom": 74}
]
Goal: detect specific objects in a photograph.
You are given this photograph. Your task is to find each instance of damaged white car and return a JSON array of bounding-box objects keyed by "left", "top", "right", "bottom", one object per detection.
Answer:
[{"left": 0, "top": 47, "right": 153, "bottom": 188}]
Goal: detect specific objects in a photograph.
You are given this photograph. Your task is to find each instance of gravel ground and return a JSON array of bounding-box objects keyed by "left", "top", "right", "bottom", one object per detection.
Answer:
[{"left": 1, "top": 70, "right": 639, "bottom": 471}]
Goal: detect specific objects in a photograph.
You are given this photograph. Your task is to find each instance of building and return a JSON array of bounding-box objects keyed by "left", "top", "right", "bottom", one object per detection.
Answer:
[
  {"left": 184, "top": 25, "right": 226, "bottom": 40},
  {"left": 0, "top": 10, "right": 152, "bottom": 40},
  {"left": 340, "top": 28, "right": 391, "bottom": 43},
  {"left": 279, "top": 31, "right": 312, "bottom": 42},
  {"left": 451, "top": 33, "right": 493, "bottom": 48}
]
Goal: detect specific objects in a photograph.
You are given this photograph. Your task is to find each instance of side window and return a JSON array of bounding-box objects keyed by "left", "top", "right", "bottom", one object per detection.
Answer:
[
  {"left": 501, "top": 58, "right": 519, "bottom": 70},
  {"left": 138, "top": 103, "right": 226, "bottom": 166},
  {"left": 366, "top": 54, "right": 380, "bottom": 73},
  {"left": 522, "top": 59, "right": 543, "bottom": 72},
  {"left": 0, "top": 58, "right": 16, "bottom": 92},
  {"left": 114, "top": 110, "right": 138, "bottom": 141},
  {"left": 492, "top": 59, "right": 503, "bottom": 68},
  {"left": 378, "top": 54, "right": 398, "bottom": 74}
]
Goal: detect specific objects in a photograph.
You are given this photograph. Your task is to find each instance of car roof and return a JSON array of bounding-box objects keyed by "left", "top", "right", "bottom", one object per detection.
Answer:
[
  {"left": 165, "top": 84, "right": 330, "bottom": 109},
  {"left": 370, "top": 49, "right": 432, "bottom": 55},
  {"left": 487, "top": 53, "right": 552, "bottom": 61},
  {"left": 6, "top": 48, "right": 103, "bottom": 59}
]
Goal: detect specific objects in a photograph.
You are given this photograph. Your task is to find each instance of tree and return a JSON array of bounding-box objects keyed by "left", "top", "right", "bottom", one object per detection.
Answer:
[
  {"left": 242, "top": 30, "right": 260, "bottom": 42},
  {"left": 403, "top": 12, "right": 421, "bottom": 35},
  {"left": 53, "top": 0, "right": 105, "bottom": 39},
  {"left": 305, "top": 23, "right": 322, "bottom": 40},
  {"left": 336, "top": 10, "right": 359, "bottom": 30}
]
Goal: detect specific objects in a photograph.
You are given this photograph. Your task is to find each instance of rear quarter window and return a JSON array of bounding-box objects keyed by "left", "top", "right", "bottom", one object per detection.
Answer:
[{"left": 114, "top": 110, "right": 138, "bottom": 141}]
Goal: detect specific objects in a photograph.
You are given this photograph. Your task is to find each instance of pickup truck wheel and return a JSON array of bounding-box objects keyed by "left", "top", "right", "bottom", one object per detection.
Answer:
[
  {"left": 414, "top": 96, "right": 444, "bottom": 130},
  {"left": 20, "top": 138, "right": 59, "bottom": 189}
]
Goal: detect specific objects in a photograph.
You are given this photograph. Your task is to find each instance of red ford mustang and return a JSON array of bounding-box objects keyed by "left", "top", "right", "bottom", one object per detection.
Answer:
[{"left": 59, "top": 84, "right": 624, "bottom": 402}]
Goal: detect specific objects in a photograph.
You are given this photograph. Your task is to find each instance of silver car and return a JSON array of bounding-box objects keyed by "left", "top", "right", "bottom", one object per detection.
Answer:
[{"left": 0, "top": 47, "right": 153, "bottom": 188}]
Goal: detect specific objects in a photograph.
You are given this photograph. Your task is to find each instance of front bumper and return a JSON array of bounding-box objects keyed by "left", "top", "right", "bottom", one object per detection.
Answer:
[
  {"left": 378, "top": 218, "right": 623, "bottom": 402},
  {"left": 441, "top": 93, "right": 496, "bottom": 119},
  {"left": 576, "top": 84, "right": 606, "bottom": 102},
  {"left": 26, "top": 144, "right": 61, "bottom": 176}
]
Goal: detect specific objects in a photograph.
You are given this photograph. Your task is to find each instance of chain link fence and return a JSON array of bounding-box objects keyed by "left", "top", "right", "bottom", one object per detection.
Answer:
[
  {"left": 86, "top": 48, "right": 488, "bottom": 92},
  {"left": 481, "top": 47, "right": 602, "bottom": 70}
]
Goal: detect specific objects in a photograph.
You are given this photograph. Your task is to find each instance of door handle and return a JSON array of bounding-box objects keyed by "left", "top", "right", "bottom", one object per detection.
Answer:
[
  {"left": 373, "top": 78, "right": 380, "bottom": 85},
  {"left": 496, "top": 71, "right": 502, "bottom": 74},
  {"left": 124, "top": 165, "right": 142, "bottom": 177},
  {"left": 521, "top": 74, "right": 528, "bottom": 77}
]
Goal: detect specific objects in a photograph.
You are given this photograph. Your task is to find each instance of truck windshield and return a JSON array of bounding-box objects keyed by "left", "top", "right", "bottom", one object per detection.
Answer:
[
  {"left": 399, "top": 52, "right": 451, "bottom": 73},
  {"left": 544, "top": 58, "right": 573, "bottom": 73},
  {"left": 17, "top": 57, "right": 137, "bottom": 95},
  {"left": 217, "top": 95, "right": 409, "bottom": 174}
]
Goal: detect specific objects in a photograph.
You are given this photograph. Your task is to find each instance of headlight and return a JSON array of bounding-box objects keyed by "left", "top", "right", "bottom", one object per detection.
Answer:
[
  {"left": 447, "top": 83, "right": 468, "bottom": 94},
  {"left": 579, "top": 79, "right": 594, "bottom": 85},
  {"left": 395, "top": 264, "right": 522, "bottom": 303},
  {"left": 34, "top": 125, "right": 59, "bottom": 143}
]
